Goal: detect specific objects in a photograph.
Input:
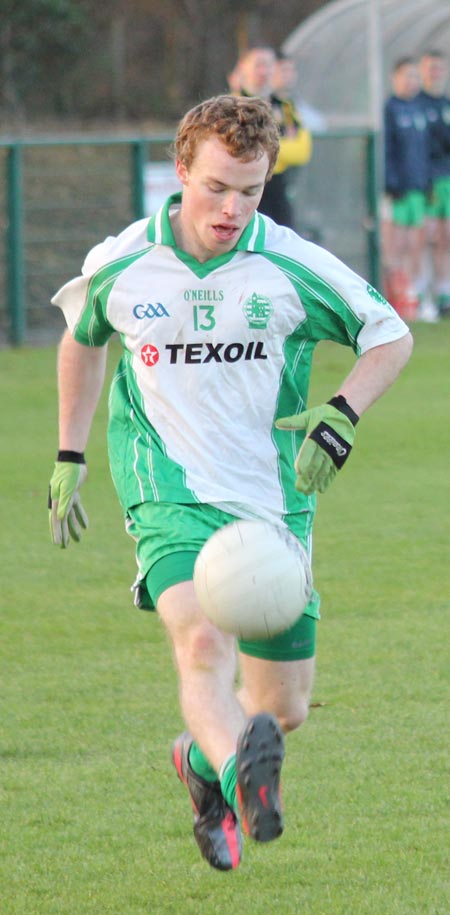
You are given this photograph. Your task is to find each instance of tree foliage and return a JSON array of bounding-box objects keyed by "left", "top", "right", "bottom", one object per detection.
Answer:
[
  {"left": 0, "top": 0, "right": 330, "bottom": 126},
  {"left": 0, "top": 0, "right": 92, "bottom": 116}
]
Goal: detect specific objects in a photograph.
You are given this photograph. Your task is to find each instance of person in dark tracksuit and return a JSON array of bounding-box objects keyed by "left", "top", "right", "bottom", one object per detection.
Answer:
[
  {"left": 383, "top": 57, "right": 431, "bottom": 316},
  {"left": 418, "top": 50, "right": 450, "bottom": 315}
]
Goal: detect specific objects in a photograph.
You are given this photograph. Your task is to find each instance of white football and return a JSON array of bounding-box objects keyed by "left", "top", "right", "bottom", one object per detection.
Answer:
[{"left": 193, "top": 519, "right": 313, "bottom": 640}]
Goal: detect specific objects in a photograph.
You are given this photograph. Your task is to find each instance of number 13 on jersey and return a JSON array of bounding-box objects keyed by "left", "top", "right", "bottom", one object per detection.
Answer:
[{"left": 193, "top": 305, "right": 216, "bottom": 331}]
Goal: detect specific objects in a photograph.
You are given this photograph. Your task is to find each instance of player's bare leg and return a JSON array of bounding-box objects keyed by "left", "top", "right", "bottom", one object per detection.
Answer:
[
  {"left": 233, "top": 655, "right": 314, "bottom": 841},
  {"left": 158, "top": 580, "right": 246, "bottom": 768},
  {"left": 386, "top": 223, "right": 425, "bottom": 317},
  {"left": 159, "top": 580, "right": 290, "bottom": 855},
  {"left": 433, "top": 218, "right": 450, "bottom": 313},
  {"left": 407, "top": 224, "right": 427, "bottom": 295},
  {"left": 237, "top": 654, "right": 315, "bottom": 733},
  {"left": 390, "top": 223, "right": 408, "bottom": 273},
  {"left": 159, "top": 580, "right": 246, "bottom": 868}
]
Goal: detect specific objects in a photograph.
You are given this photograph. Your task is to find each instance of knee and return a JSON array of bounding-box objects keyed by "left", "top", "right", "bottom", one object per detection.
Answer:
[
  {"left": 277, "top": 695, "right": 310, "bottom": 734},
  {"left": 178, "top": 619, "right": 232, "bottom": 671}
]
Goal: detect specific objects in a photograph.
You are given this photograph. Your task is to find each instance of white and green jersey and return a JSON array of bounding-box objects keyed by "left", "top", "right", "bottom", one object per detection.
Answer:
[{"left": 52, "top": 192, "right": 409, "bottom": 525}]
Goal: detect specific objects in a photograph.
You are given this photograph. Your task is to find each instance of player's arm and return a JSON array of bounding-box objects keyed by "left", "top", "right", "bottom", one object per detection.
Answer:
[
  {"left": 49, "top": 331, "right": 109, "bottom": 547},
  {"left": 57, "top": 330, "right": 108, "bottom": 450},
  {"left": 276, "top": 332, "right": 413, "bottom": 494},
  {"left": 334, "top": 332, "right": 414, "bottom": 417}
]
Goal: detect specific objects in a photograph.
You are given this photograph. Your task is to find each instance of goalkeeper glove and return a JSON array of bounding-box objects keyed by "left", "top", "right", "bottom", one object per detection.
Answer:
[
  {"left": 48, "top": 450, "right": 88, "bottom": 548},
  {"left": 276, "top": 395, "right": 359, "bottom": 495}
]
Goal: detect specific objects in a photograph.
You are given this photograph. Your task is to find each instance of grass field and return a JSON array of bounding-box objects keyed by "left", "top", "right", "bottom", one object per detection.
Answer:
[{"left": 1, "top": 324, "right": 449, "bottom": 915}]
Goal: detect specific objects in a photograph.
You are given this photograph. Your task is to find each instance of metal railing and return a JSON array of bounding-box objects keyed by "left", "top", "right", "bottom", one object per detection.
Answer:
[
  {"left": 1, "top": 136, "right": 172, "bottom": 346},
  {"left": 0, "top": 130, "right": 380, "bottom": 346}
]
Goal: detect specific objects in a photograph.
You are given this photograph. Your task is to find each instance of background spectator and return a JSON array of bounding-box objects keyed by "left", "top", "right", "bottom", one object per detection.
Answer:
[
  {"left": 232, "top": 46, "right": 312, "bottom": 228},
  {"left": 418, "top": 50, "right": 450, "bottom": 317},
  {"left": 382, "top": 57, "right": 431, "bottom": 320}
]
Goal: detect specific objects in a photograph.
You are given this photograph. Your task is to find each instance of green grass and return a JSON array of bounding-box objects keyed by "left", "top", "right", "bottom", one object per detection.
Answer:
[{"left": 1, "top": 325, "right": 449, "bottom": 914}]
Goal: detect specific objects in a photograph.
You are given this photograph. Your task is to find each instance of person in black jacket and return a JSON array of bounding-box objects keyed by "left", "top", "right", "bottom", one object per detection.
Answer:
[
  {"left": 231, "top": 47, "right": 312, "bottom": 229},
  {"left": 418, "top": 50, "right": 450, "bottom": 316},
  {"left": 383, "top": 57, "right": 431, "bottom": 318}
]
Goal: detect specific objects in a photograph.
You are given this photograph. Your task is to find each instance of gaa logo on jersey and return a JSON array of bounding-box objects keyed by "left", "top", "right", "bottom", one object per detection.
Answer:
[
  {"left": 141, "top": 343, "right": 159, "bottom": 366},
  {"left": 133, "top": 303, "right": 169, "bottom": 319},
  {"left": 243, "top": 292, "right": 274, "bottom": 329}
]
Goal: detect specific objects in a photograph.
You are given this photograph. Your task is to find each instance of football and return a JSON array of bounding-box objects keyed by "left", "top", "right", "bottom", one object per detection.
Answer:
[{"left": 193, "top": 519, "right": 313, "bottom": 640}]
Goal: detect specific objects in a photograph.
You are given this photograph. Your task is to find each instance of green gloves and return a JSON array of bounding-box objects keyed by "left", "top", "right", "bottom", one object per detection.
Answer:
[
  {"left": 48, "top": 451, "right": 88, "bottom": 548},
  {"left": 276, "top": 395, "right": 359, "bottom": 495}
]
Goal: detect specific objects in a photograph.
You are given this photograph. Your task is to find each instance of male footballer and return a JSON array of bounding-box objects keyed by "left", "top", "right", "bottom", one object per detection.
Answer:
[
  {"left": 418, "top": 50, "right": 450, "bottom": 316},
  {"left": 49, "top": 95, "right": 412, "bottom": 870}
]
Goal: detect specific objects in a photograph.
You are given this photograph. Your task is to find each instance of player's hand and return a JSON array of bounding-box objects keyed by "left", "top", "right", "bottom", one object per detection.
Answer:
[
  {"left": 48, "top": 453, "right": 88, "bottom": 548},
  {"left": 276, "top": 396, "right": 359, "bottom": 494}
]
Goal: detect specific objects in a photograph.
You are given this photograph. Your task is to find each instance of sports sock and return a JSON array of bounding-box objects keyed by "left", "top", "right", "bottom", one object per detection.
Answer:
[
  {"left": 188, "top": 741, "right": 217, "bottom": 782},
  {"left": 219, "top": 753, "right": 237, "bottom": 810}
]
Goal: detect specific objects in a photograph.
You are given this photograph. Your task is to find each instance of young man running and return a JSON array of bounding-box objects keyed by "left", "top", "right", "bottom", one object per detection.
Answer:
[{"left": 49, "top": 95, "right": 412, "bottom": 871}]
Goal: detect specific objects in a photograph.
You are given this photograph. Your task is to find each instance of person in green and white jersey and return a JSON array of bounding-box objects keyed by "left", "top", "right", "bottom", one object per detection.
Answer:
[
  {"left": 48, "top": 95, "right": 413, "bottom": 872},
  {"left": 419, "top": 50, "right": 450, "bottom": 316}
]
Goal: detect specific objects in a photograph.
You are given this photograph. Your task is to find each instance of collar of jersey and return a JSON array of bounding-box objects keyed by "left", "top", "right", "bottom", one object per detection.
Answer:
[{"left": 146, "top": 192, "right": 267, "bottom": 278}]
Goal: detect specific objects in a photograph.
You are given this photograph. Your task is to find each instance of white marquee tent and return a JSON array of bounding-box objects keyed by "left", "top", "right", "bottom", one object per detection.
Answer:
[
  {"left": 281, "top": 0, "right": 450, "bottom": 284},
  {"left": 284, "top": 0, "right": 450, "bottom": 128}
]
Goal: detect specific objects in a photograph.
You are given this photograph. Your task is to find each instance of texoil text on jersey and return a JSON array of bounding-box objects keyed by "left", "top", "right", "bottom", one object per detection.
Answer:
[{"left": 165, "top": 341, "right": 267, "bottom": 363}]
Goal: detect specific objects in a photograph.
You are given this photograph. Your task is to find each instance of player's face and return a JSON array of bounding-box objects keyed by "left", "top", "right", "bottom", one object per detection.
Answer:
[
  {"left": 175, "top": 136, "right": 269, "bottom": 262},
  {"left": 420, "top": 55, "right": 448, "bottom": 95},
  {"left": 240, "top": 49, "right": 275, "bottom": 96},
  {"left": 393, "top": 64, "right": 420, "bottom": 99},
  {"left": 273, "top": 59, "right": 297, "bottom": 94}
]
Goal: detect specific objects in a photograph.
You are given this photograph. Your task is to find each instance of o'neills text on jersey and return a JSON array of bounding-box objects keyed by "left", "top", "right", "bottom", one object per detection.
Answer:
[{"left": 183, "top": 289, "right": 224, "bottom": 301}]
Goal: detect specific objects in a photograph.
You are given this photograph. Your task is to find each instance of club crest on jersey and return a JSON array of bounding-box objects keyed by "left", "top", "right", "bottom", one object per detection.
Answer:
[
  {"left": 243, "top": 292, "right": 274, "bottom": 329},
  {"left": 366, "top": 284, "right": 392, "bottom": 309}
]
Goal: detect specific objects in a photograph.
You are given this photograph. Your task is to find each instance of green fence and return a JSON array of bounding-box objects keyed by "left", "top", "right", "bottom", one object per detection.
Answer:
[
  {"left": 0, "top": 136, "right": 173, "bottom": 346},
  {"left": 0, "top": 130, "right": 380, "bottom": 346}
]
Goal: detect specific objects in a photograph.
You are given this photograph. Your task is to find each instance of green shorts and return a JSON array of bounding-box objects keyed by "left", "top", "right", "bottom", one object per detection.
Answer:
[
  {"left": 392, "top": 190, "right": 428, "bottom": 227},
  {"left": 427, "top": 176, "right": 450, "bottom": 220},
  {"left": 126, "top": 501, "right": 319, "bottom": 661}
]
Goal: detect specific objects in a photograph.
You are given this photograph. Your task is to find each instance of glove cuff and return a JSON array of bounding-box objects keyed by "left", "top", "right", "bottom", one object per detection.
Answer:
[
  {"left": 327, "top": 395, "right": 359, "bottom": 427},
  {"left": 57, "top": 450, "right": 86, "bottom": 464}
]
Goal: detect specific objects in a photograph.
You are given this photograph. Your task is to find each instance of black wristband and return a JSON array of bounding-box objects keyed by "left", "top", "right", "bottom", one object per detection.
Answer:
[
  {"left": 57, "top": 450, "right": 86, "bottom": 464},
  {"left": 327, "top": 395, "right": 360, "bottom": 427}
]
